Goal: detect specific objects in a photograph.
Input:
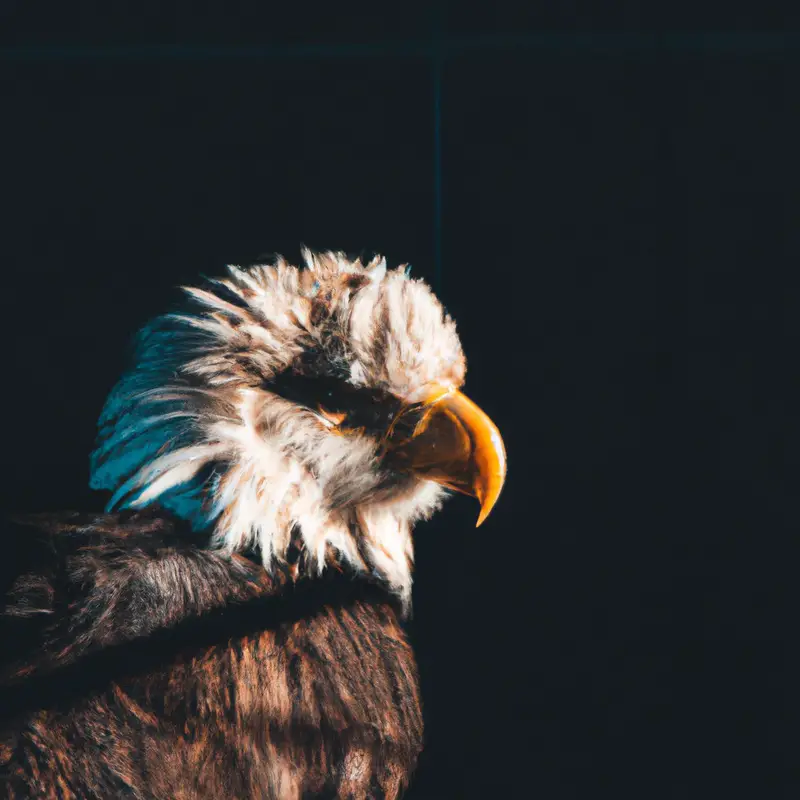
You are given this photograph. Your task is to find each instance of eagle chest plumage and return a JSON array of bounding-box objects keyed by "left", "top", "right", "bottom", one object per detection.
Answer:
[{"left": 0, "top": 251, "right": 505, "bottom": 799}]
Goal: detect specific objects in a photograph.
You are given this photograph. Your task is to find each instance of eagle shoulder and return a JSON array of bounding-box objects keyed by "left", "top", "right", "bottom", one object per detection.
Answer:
[{"left": 1, "top": 511, "right": 423, "bottom": 799}]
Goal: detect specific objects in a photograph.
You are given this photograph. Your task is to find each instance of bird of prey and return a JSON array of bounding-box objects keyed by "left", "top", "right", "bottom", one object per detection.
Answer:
[{"left": 0, "top": 250, "right": 506, "bottom": 799}]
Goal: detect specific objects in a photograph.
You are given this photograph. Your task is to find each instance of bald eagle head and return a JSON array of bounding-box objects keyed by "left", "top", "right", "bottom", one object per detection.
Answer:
[{"left": 90, "top": 250, "right": 505, "bottom": 604}]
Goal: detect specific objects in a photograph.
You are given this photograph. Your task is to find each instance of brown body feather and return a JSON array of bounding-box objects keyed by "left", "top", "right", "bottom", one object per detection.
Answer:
[{"left": 0, "top": 512, "right": 423, "bottom": 799}]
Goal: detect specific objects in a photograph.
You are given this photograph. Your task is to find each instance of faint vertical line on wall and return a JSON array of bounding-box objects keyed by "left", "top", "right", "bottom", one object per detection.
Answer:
[
  {"left": 433, "top": 55, "right": 443, "bottom": 291},
  {"left": 432, "top": 4, "right": 445, "bottom": 292}
]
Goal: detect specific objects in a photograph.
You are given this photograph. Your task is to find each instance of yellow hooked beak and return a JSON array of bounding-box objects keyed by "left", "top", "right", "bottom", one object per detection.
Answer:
[{"left": 383, "top": 385, "right": 507, "bottom": 526}]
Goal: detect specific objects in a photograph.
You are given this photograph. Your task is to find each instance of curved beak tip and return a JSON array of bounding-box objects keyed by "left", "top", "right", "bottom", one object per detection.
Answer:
[{"left": 474, "top": 451, "right": 506, "bottom": 528}]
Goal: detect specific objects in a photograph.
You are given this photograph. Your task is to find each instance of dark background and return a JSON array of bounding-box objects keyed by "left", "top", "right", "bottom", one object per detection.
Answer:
[{"left": 0, "top": 4, "right": 795, "bottom": 797}]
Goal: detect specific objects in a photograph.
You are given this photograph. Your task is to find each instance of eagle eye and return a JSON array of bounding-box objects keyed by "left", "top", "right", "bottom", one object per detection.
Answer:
[
  {"left": 317, "top": 405, "right": 348, "bottom": 426},
  {"left": 267, "top": 371, "right": 402, "bottom": 434}
]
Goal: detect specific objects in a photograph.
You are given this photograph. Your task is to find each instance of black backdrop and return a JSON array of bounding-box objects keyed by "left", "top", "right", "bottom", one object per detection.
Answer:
[{"left": 0, "top": 5, "right": 795, "bottom": 798}]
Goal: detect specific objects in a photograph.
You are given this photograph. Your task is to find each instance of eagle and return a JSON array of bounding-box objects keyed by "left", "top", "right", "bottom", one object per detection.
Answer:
[{"left": 0, "top": 250, "right": 506, "bottom": 799}]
